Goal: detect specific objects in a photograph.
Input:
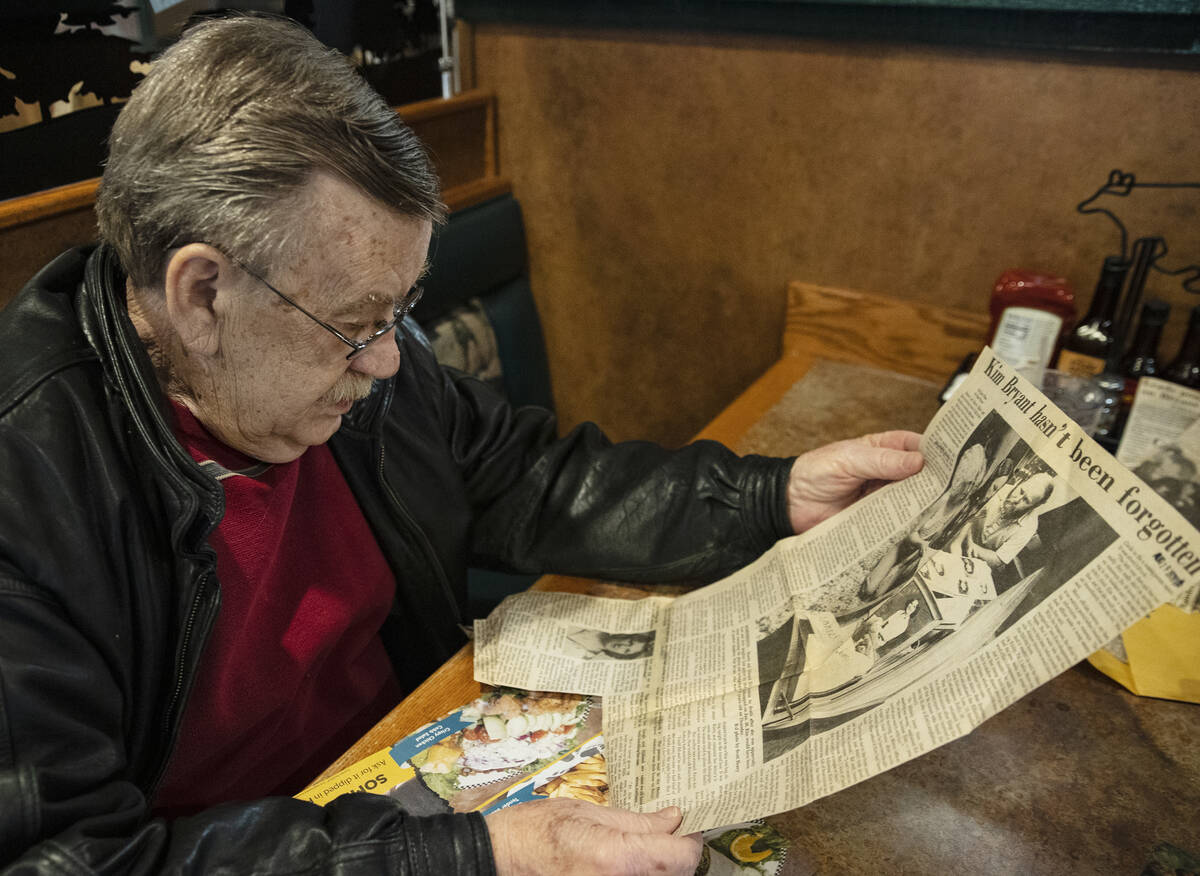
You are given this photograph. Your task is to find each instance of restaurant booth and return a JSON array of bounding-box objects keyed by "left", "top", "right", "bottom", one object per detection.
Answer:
[{"left": 1, "top": 2, "right": 1198, "bottom": 871}]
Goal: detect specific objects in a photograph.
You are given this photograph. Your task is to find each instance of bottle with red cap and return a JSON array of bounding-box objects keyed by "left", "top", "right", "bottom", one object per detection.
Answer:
[{"left": 987, "top": 268, "right": 1076, "bottom": 381}]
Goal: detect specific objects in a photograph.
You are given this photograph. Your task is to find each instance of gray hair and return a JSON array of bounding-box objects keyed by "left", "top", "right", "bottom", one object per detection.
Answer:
[{"left": 96, "top": 13, "right": 444, "bottom": 289}]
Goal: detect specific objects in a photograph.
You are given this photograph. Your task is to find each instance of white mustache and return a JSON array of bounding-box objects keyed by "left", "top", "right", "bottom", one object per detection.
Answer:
[{"left": 321, "top": 373, "right": 376, "bottom": 406}]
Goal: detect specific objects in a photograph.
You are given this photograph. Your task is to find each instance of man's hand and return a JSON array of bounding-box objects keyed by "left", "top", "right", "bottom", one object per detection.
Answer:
[
  {"left": 486, "top": 799, "right": 702, "bottom": 876},
  {"left": 788, "top": 431, "right": 924, "bottom": 533},
  {"left": 962, "top": 540, "right": 1003, "bottom": 569}
]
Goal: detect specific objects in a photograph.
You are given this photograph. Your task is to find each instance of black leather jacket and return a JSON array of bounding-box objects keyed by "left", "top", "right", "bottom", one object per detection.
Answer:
[{"left": 0, "top": 246, "right": 793, "bottom": 874}]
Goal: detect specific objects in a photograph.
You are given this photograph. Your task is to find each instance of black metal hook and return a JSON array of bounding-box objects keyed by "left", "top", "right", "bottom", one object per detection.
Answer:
[{"left": 1076, "top": 169, "right": 1200, "bottom": 294}]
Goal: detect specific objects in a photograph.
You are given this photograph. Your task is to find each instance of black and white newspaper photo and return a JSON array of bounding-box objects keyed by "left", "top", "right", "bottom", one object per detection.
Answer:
[
  {"left": 1117, "top": 377, "right": 1200, "bottom": 537},
  {"left": 473, "top": 349, "right": 1200, "bottom": 833},
  {"left": 1112, "top": 376, "right": 1200, "bottom": 615}
]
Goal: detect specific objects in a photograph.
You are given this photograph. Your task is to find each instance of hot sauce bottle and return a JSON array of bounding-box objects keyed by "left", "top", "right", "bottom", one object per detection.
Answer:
[{"left": 987, "top": 269, "right": 1076, "bottom": 381}]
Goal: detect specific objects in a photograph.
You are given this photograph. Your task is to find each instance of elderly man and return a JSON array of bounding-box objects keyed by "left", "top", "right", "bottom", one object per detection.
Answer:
[
  {"left": 0, "top": 14, "right": 923, "bottom": 876},
  {"left": 951, "top": 471, "right": 1055, "bottom": 571}
]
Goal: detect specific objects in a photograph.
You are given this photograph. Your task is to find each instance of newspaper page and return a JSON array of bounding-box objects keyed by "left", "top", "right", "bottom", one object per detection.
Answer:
[
  {"left": 473, "top": 592, "right": 673, "bottom": 696},
  {"left": 474, "top": 349, "right": 1199, "bottom": 833},
  {"left": 1116, "top": 376, "right": 1200, "bottom": 470},
  {"left": 1114, "top": 377, "right": 1200, "bottom": 613}
]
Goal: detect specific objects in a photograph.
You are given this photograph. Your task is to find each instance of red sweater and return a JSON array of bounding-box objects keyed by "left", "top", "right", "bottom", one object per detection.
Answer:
[{"left": 154, "top": 403, "right": 402, "bottom": 815}]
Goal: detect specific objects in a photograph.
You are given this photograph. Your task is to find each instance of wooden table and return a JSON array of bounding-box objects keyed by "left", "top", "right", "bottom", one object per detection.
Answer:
[{"left": 312, "top": 283, "right": 1200, "bottom": 874}]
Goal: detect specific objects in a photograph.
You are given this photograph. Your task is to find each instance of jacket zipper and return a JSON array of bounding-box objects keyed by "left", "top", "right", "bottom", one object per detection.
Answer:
[
  {"left": 147, "top": 569, "right": 214, "bottom": 798},
  {"left": 376, "top": 437, "right": 461, "bottom": 625}
]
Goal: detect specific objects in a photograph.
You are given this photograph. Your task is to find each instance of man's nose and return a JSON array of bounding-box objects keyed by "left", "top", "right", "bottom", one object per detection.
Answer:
[{"left": 349, "top": 329, "right": 401, "bottom": 379}]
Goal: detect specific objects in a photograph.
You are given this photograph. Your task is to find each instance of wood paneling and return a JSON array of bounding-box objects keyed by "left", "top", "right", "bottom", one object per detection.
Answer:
[
  {"left": 468, "top": 23, "right": 1200, "bottom": 446},
  {"left": 400, "top": 89, "right": 498, "bottom": 190}
]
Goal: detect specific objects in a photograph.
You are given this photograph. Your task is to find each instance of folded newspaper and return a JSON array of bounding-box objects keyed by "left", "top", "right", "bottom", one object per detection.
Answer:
[{"left": 473, "top": 349, "right": 1200, "bottom": 834}]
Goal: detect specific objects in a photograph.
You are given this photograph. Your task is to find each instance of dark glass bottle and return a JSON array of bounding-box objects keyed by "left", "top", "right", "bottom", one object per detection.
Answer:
[
  {"left": 1056, "top": 256, "right": 1128, "bottom": 377},
  {"left": 1093, "top": 239, "right": 1161, "bottom": 453},
  {"left": 1121, "top": 299, "right": 1170, "bottom": 382},
  {"left": 1164, "top": 305, "right": 1200, "bottom": 389},
  {"left": 1114, "top": 299, "right": 1171, "bottom": 435}
]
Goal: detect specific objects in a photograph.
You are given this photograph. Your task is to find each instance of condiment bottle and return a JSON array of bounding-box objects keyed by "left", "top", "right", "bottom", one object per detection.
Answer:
[
  {"left": 987, "top": 268, "right": 1076, "bottom": 382},
  {"left": 1056, "top": 256, "right": 1127, "bottom": 377},
  {"left": 1164, "top": 304, "right": 1200, "bottom": 389}
]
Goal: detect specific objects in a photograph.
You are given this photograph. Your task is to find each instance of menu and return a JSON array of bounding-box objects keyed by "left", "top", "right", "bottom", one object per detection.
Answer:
[{"left": 296, "top": 687, "right": 792, "bottom": 875}]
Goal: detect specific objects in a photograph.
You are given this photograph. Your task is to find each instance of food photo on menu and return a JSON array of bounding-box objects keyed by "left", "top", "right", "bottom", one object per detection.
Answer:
[
  {"left": 294, "top": 689, "right": 595, "bottom": 816},
  {"left": 394, "top": 688, "right": 598, "bottom": 813}
]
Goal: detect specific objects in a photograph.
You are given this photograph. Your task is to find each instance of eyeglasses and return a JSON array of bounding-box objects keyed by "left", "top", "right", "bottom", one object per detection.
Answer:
[{"left": 231, "top": 256, "right": 423, "bottom": 360}]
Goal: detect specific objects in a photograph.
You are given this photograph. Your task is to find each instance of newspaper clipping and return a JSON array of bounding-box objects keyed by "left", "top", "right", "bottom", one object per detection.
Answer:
[
  {"left": 473, "top": 349, "right": 1199, "bottom": 834},
  {"left": 1113, "top": 376, "right": 1200, "bottom": 612}
]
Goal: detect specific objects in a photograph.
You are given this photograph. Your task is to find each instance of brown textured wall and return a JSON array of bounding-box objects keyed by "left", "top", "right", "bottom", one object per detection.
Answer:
[{"left": 469, "top": 24, "right": 1200, "bottom": 446}]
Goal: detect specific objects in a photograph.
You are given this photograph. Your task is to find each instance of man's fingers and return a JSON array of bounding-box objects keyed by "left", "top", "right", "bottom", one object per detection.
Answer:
[
  {"left": 787, "top": 431, "right": 925, "bottom": 533},
  {"left": 843, "top": 441, "right": 924, "bottom": 482},
  {"left": 862, "top": 429, "right": 923, "bottom": 453},
  {"left": 625, "top": 824, "right": 703, "bottom": 873},
  {"left": 624, "top": 801, "right": 681, "bottom": 830},
  {"left": 592, "top": 804, "right": 683, "bottom": 834},
  {"left": 879, "top": 446, "right": 925, "bottom": 479},
  {"left": 654, "top": 805, "right": 683, "bottom": 831},
  {"left": 858, "top": 431, "right": 925, "bottom": 479},
  {"left": 486, "top": 799, "right": 701, "bottom": 875},
  {"left": 604, "top": 806, "right": 701, "bottom": 873}
]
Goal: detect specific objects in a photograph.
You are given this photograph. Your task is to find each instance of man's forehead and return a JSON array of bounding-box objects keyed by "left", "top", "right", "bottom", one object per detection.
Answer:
[
  {"left": 294, "top": 197, "right": 432, "bottom": 311},
  {"left": 298, "top": 172, "right": 432, "bottom": 257},
  {"left": 326, "top": 256, "right": 430, "bottom": 315}
]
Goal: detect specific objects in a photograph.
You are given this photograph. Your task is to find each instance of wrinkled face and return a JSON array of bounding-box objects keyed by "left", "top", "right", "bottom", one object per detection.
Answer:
[
  {"left": 196, "top": 173, "right": 432, "bottom": 462},
  {"left": 602, "top": 635, "right": 647, "bottom": 656},
  {"left": 1003, "top": 478, "right": 1048, "bottom": 516}
]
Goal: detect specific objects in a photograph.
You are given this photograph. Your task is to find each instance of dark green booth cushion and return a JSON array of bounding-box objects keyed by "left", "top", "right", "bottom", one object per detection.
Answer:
[
  {"left": 416, "top": 195, "right": 553, "bottom": 412},
  {"left": 414, "top": 194, "right": 554, "bottom": 617}
]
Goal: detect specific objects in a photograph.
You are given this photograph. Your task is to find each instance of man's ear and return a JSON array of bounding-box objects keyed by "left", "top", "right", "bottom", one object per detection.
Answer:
[{"left": 163, "top": 244, "right": 230, "bottom": 356}]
